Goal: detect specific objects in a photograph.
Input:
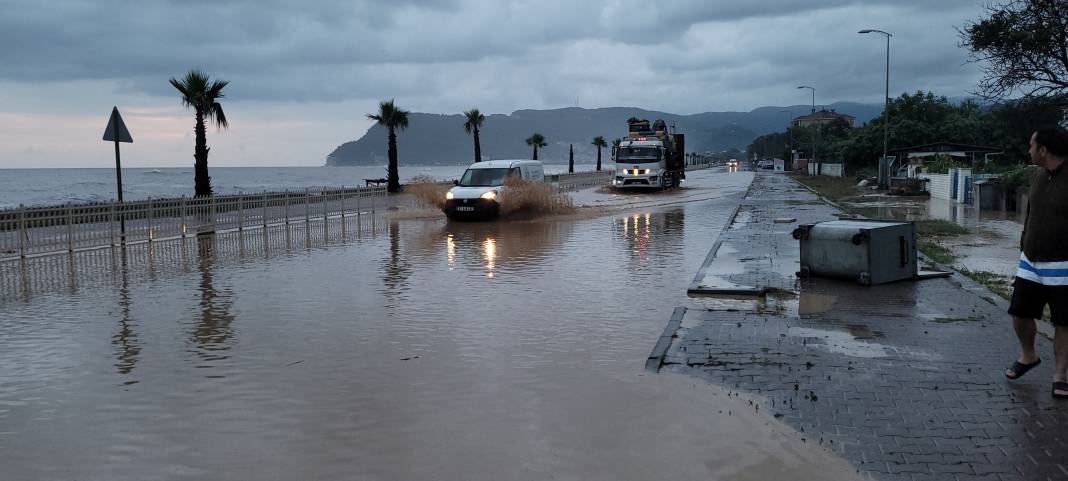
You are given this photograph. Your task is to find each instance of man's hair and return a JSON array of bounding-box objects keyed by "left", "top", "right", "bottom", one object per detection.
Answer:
[{"left": 1033, "top": 124, "right": 1068, "bottom": 158}]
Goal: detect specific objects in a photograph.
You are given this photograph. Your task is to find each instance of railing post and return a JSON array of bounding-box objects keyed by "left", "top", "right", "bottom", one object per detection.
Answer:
[
  {"left": 238, "top": 194, "right": 244, "bottom": 231},
  {"left": 283, "top": 190, "right": 290, "bottom": 224},
  {"left": 180, "top": 196, "right": 188, "bottom": 237},
  {"left": 262, "top": 191, "right": 268, "bottom": 228},
  {"left": 17, "top": 204, "right": 26, "bottom": 258},
  {"left": 323, "top": 188, "right": 329, "bottom": 222},
  {"left": 357, "top": 188, "right": 361, "bottom": 217},
  {"left": 66, "top": 203, "right": 74, "bottom": 252},
  {"left": 340, "top": 186, "right": 346, "bottom": 219},
  {"left": 210, "top": 195, "right": 217, "bottom": 231},
  {"left": 304, "top": 188, "right": 310, "bottom": 224},
  {"left": 147, "top": 197, "right": 154, "bottom": 241},
  {"left": 109, "top": 202, "right": 116, "bottom": 246}
]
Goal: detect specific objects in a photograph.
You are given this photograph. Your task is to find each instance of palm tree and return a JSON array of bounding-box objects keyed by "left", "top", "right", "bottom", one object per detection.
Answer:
[
  {"left": 367, "top": 99, "right": 410, "bottom": 193},
  {"left": 526, "top": 133, "right": 547, "bottom": 160},
  {"left": 169, "top": 70, "right": 229, "bottom": 197},
  {"left": 463, "top": 108, "right": 485, "bottom": 163},
  {"left": 591, "top": 136, "right": 608, "bottom": 171}
]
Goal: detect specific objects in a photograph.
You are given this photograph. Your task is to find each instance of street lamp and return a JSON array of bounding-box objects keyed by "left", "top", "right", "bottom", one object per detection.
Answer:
[
  {"left": 797, "top": 85, "right": 818, "bottom": 174},
  {"left": 859, "top": 29, "right": 892, "bottom": 188}
]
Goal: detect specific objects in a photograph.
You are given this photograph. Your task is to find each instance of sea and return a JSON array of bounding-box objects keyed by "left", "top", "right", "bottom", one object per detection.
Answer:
[{"left": 0, "top": 164, "right": 599, "bottom": 209}]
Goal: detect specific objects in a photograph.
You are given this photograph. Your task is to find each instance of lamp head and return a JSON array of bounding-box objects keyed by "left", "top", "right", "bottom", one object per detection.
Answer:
[{"left": 858, "top": 29, "right": 873, "bottom": 34}]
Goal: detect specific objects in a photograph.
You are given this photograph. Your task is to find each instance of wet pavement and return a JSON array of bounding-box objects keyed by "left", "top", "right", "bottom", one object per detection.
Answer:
[
  {"left": 658, "top": 172, "right": 1068, "bottom": 480},
  {"left": 0, "top": 168, "right": 864, "bottom": 481}
]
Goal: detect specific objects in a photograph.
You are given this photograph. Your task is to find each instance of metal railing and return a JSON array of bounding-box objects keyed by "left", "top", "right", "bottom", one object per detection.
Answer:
[
  {"left": 554, "top": 170, "right": 614, "bottom": 191},
  {"left": 0, "top": 186, "right": 388, "bottom": 260}
]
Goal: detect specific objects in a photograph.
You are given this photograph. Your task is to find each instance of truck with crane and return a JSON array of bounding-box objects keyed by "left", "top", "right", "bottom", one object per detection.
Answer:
[{"left": 612, "top": 118, "right": 685, "bottom": 189}]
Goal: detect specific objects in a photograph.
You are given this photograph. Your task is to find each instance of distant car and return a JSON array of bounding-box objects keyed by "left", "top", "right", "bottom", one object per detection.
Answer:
[
  {"left": 727, "top": 159, "right": 738, "bottom": 168},
  {"left": 443, "top": 159, "right": 545, "bottom": 220},
  {"left": 758, "top": 160, "right": 774, "bottom": 170}
]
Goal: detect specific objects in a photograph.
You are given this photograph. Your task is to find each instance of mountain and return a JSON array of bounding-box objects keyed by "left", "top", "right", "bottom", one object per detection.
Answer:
[{"left": 325, "top": 103, "right": 883, "bottom": 166}]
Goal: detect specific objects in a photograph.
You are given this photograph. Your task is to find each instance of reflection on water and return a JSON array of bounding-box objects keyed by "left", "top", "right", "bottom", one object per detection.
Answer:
[
  {"left": 615, "top": 207, "right": 685, "bottom": 265},
  {"left": 382, "top": 221, "right": 412, "bottom": 298},
  {"left": 111, "top": 252, "right": 140, "bottom": 377},
  {"left": 191, "top": 235, "right": 235, "bottom": 364}
]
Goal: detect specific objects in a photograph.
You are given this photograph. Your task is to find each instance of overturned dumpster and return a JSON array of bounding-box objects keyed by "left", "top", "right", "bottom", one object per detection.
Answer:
[{"left": 792, "top": 219, "right": 918, "bottom": 285}]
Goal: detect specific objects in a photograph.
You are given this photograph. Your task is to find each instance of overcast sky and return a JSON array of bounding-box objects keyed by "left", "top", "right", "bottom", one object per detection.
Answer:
[{"left": 0, "top": 0, "right": 988, "bottom": 168}]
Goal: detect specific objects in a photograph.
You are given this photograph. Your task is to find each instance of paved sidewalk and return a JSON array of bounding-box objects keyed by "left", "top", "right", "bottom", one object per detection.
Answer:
[{"left": 657, "top": 173, "right": 1068, "bottom": 481}]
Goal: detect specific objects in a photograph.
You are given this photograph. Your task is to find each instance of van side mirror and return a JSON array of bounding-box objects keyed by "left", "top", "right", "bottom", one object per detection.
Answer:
[{"left": 453, "top": 179, "right": 459, "bottom": 186}]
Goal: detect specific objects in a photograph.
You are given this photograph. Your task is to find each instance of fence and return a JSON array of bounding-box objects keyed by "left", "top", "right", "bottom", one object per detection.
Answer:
[
  {"left": 806, "top": 162, "right": 844, "bottom": 177},
  {"left": 554, "top": 170, "right": 614, "bottom": 191},
  {"left": 0, "top": 186, "right": 388, "bottom": 260}
]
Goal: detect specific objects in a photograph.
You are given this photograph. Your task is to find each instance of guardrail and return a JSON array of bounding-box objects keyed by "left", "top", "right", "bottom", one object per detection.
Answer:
[
  {"left": 0, "top": 186, "right": 388, "bottom": 260},
  {"left": 553, "top": 170, "right": 614, "bottom": 191}
]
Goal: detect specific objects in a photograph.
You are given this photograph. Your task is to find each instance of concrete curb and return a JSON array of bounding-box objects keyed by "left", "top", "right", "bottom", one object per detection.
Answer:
[
  {"left": 686, "top": 174, "right": 764, "bottom": 295},
  {"left": 645, "top": 306, "right": 686, "bottom": 372}
]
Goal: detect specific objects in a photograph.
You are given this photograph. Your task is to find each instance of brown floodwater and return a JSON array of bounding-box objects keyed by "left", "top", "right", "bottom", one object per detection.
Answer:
[{"left": 0, "top": 169, "right": 862, "bottom": 480}]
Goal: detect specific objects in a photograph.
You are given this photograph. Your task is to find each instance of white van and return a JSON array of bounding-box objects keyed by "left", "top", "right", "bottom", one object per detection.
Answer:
[{"left": 443, "top": 159, "right": 545, "bottom": 219}]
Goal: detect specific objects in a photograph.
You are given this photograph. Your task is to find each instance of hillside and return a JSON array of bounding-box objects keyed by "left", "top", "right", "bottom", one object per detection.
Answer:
[{"left": 326, "top": 103, "right": 882, "bottom": 166}]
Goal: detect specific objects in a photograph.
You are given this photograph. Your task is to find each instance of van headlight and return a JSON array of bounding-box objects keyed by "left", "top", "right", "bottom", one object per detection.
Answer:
[
  {"left": 445, "top": 191, "right": 454, "bottom": 200},
  {"left": 480, "top": 191, "right": 497, "bottom": 200}
]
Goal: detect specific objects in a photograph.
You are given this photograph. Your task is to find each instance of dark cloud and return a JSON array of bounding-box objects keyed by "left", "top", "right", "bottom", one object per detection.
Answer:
[{"left": 1, "top": 0, "right": 986, "bottom": 111}]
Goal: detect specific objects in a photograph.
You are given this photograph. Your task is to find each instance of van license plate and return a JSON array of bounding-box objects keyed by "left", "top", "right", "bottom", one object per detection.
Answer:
[{"left": 456, "top": 206, "right": 475, "bottom": 212}]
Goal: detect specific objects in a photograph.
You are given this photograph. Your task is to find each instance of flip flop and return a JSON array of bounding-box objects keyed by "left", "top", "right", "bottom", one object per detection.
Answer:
[
  {"left": 1005, "top": 359, "right": 1041, "bottom": 380},
  {"left": 1054, "top": 382, "right": 1068, "bottom": 399}
]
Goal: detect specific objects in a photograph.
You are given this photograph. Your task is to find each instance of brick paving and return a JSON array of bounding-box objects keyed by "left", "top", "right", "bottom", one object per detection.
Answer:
[{"left": 661, "top": 173, "right": 1068, "bottom": 481}]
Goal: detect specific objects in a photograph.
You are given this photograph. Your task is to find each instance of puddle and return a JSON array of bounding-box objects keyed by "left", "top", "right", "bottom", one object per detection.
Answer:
[
  {"left": 689, "top": 296, "right": 763, "bottom": 316},
  {"left": 728, "top": 210, "right": 752, "bottom": 230},
  {"left": 845, "top": 324, "right": 882, "bottom": 339},
  {"left": 798, "top": 292, "right": 837, "bottom": 315},
  {"left": 787, "top": 327, "right": 890, "bottom": 358}
]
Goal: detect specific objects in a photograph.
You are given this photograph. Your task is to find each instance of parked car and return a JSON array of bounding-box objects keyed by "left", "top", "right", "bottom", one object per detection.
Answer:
[{"left": 443, "top": 159, "right": 545, "bottom": 219}]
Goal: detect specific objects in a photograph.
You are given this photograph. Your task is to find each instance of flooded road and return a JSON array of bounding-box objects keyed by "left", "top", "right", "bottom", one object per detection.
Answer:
[{"left": 0, "top": 169, "right": 861, "bottom": 480}]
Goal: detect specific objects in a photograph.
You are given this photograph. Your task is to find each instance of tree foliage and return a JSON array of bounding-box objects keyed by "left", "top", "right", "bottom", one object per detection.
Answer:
[
  {"left": 463, "top": 108, "right": 484, "bottom": 163},
  {"left": 961, "top": 0, "right": 1068, "bottom": 102},
  {"left": 525, "top": 133, "right": 547, "bottom": 160},
  {"left": 367, "top": 99, "right": 410, "bottom": 193},
  {"left": 169, "top": 69, "right": 229, "bottom": 197}
]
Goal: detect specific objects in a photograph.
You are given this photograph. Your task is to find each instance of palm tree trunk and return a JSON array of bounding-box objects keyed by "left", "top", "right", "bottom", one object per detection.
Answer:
[
  {"left": 473, "top": 129, "right": 481, "bottom": 163},
  {"left": 532, "top": 146, "right": 538, "bottom": 161},
  {"left": 387, "top": 127, "right": 400, "bottom": 193},
  {"left": 193, "top": 109, "right": 212, "bottom": 197},
  {"left": 596, "top": 147, "right": 602, "bottom": 171}
]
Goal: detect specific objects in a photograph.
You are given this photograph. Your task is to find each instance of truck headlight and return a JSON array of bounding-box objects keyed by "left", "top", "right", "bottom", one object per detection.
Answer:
[
  {"left": 643, "top": 169, "right": 651, "bottom": 175},
  {"left": 445, "top": 191, "right": 454, "bottom": 200},
  {"left": 480, "top": 191, "right": 497, "bottom": 200}
]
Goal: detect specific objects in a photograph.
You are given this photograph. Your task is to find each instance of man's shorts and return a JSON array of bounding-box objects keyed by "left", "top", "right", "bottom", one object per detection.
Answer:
[{"left": 1009, "top": 276, "right": 1068, "bottom": 326}]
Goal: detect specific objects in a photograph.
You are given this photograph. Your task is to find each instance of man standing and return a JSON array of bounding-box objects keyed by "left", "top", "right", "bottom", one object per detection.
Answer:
[{"left": 1006, "top": 125, "right": 1068, "bottom": 399}]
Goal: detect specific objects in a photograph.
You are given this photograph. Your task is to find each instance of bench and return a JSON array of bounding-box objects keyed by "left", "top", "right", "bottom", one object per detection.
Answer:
[{"left": 364, "top": 178, "right": 388, "bottom": 187}]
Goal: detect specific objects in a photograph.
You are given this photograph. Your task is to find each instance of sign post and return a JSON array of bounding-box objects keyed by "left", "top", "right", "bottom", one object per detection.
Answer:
[{"left": 103, "top": 107, "right": 133, "bottom": 244}]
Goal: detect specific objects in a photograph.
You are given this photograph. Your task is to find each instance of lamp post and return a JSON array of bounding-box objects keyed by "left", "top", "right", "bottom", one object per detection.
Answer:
[
  {"left": 797, "top": 85, "right": 818, "bottom": 174},
  {"left": 859, "top": 29, "right": 892, "bottom": 188}
]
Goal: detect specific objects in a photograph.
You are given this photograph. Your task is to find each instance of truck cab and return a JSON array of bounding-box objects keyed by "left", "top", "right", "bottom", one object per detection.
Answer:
[{"left": 613, "top": 119, "right": 684, "bottom": 189}]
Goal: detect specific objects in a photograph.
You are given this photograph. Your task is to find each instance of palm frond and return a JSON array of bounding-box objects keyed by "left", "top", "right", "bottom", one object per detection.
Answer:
[
  {"left": 209, "top": 102, "right": 228, "bottom": 129},
  {"left": 368, "top": 99, "right": 410, "bottom": 130}
]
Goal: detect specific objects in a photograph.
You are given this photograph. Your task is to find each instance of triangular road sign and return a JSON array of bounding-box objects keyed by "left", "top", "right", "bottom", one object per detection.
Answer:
[{"left": 103, "top": 106, "right": 133, "bottom": 143}]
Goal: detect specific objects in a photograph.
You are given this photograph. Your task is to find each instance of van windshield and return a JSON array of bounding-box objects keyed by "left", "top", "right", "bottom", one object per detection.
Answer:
[
  {"left": 617, "top": 147, "right": 661, "bottom": 164},
  {"left": 459, "top": 167, "right": 520, "bottom": 187}
]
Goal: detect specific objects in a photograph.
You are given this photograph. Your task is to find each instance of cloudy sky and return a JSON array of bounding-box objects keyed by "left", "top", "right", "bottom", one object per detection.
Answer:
[{"left": 0, "top": 0, "right": 988, "bottom": 168}]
